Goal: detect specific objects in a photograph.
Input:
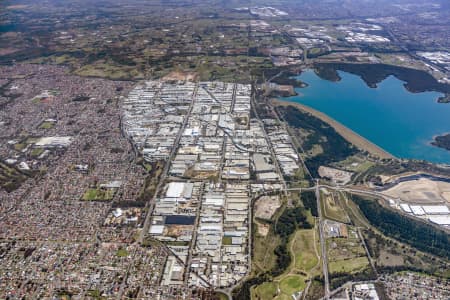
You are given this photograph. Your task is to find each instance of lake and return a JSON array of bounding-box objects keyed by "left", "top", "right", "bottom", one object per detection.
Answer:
[{"left": 282, "top": 70, "right": 450, "bottom": 163}]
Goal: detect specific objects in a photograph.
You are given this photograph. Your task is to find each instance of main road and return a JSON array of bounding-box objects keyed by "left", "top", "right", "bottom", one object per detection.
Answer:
[
  {"left": 139, "top": 84, "right": 198, "bottom": 243},
  {"left": 315, "top": 179, "right": 330, "bottom": 298}
]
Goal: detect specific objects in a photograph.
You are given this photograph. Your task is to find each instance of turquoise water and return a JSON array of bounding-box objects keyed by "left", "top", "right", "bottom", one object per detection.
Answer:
[{"left": 283, "top": 70, "right": 450, "bottom": 163}]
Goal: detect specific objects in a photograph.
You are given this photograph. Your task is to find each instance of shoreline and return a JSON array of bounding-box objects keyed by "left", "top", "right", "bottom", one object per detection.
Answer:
[
  {"left": 430, "top": 132, "right": 450, "bottom": 152},
  {"left": 272, "top": 99, "right": 395, "bottom": 160}
]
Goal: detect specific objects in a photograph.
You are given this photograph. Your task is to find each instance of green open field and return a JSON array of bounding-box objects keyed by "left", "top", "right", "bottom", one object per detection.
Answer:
[
  {"left": 253, "top": 275, "right": 307, "bottom": 300},
  {"left": 39, "top": 121, "right": 55, "bottom": 129},
  {"left": 341, "top": 193, "right": 371, "bottom": 228},
  {"left": 332, "top": 154, "right": 375, "bottom": 173},
  {"left": 279, "top": 275, "right": 306, "bottom": 296},
  {"left": 306, "top": 144, "right": 324, "bottom": 157},
  {"left": 213, "top": 292, "right": 229, "bottom": 300},
  {"left": 74, "top": 60, "right": 144, "bottom": 80},
  {"left": 252, "top": 282, "right": 278, "bottom": 300},
  {"left": 0, "top": 161, "right": 29, "bottom": 192},
  {"left": 14, "top": 143, "right": 26, "bottom": 151},
  {"left": 329, "top": 256, "right": 369, "bottom": 274},
  {"left": 222, "top": 236, "right": 232, "bottom": 245},
  {"left": 252, "top": 212, "right": 320, "bottom": 300},
  {"left": 136, "top": 160, "right": 165, "bottom": 202},
  {"left": 328, "top": 237, "right": 366, "bottom": 260},
  {"left": 291, "top": 229, "right": 319, "bottom": 272},
  {"left": 30, "top": 148, "right": 44, "bottom": 157},
  {"left": 81, "top": 188, "right": 115, "bottom": 201},
  {"left": 254, "top": 228, "right": 319, "bottom": 299},
  {"left": 252, "top": 223, "right": 281, "bottom": 274},
  {"left": 116, "top": 247, "right": 129, "bottom": 257}
]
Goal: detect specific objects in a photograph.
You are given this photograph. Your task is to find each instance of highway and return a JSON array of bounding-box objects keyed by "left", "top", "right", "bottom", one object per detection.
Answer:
[
  {"left": 315, "top": 179, "right": 330, "bottom": 298},
  {"left": 250, "top": 83, "right": 288, "bottom": 195},
  {"left": 136, "top": 83, "right": 214, "bottom": 290}
]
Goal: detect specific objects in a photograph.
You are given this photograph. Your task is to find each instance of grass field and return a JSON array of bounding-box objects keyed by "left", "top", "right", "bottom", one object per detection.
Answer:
[
  {"left": 332, "top": 154, "right": 375, "bottom": 173},
  {"left": 30, "top": 148, "right": 44, "bottom": 157},
  {"left": 291, "top": 229, "right": 318, "bottom": 272},
  {"left": 329, "top": 256, "right": 369, "bottom": 274},
  {"left": 255, "top": 227, "right": 319, "bottom": 299},
  {"left": 14, "top": 143, "right": 26, "bottom": 151},
  {"left": 328, "top": 237, "right": 366, "bottom": 260},
  {"left": 116, "top": 247, "right": 129, "bottom": 257},
  {"left": 39, "top": 121, "right": 55, "bottom": 129},
  {"left": 306, "top": 144, "right": 324, "bottom": 157},
  {"left": 252, "top": 282, "right": 278, "bottom": 300},
  {"left": 279, "top": 275, "right": 306, "bottom": 296},
  {"left": 0, "top": 161, "right": 29, "bottom": 192},
  {"left": 213, "top": 292, "right": 229, "bottom": 300},
  {"left": 82, "top": 188, "right": 115, "bottom": 201},
  {"left": 252, "top": 221, "right": 321, "bottom": 300},
  {"left": 74, "top": 60, "right": 144, "bottom": 80},
  {"left": 222, "top": 236, "right": 232, "bottom": 245},
  {"left": 252, "top": 224, "right": 281, "bottom": 274},
  {"left": 341, "top": 193, "right": 371, "bottom": 228}
]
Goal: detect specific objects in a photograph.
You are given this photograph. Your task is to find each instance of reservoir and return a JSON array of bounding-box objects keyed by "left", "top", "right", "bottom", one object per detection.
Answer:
[{"left": 283, "top": 70, "right": 450, "bottom": 164}]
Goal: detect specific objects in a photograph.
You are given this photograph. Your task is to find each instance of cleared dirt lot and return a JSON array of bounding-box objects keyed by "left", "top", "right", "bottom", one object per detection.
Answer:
[
  {"left": 382, "top": 178, "right": 450, "bottom": 204},
  {"left": 254, "top": 195, "right": 281, "bottom": 220}
]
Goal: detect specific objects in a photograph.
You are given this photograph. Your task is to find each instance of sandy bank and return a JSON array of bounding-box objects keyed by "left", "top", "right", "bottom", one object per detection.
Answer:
[{"left": 272, "top": 99, "right": 395, "bottom": 159}]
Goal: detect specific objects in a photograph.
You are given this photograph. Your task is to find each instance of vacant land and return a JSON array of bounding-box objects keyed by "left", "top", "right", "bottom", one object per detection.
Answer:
[
  {"left": 291, "top": 229, "right": 319, "bottom": 272},
  {"left": 38, "top": 121, "right": 55, "bottom": 129},
  {"left": 81, "top": 188, "right": 115, "bottom": 201},
  {"left": 252, "top": 282, "right": 277, "bottom": 300},
  {"left": 261, "top": 228, "right": 320, "bottom": 300},
  {"left": 279, "top": 275, "right": 306, "bottom": 296},
  {"left": 252, "top": 223, "right": 281, "bottom": 274},
  {"left": 326, "top": 224, "right": 375, "bottom": 289},
  {"left": 328, "top": 235, "right": 367, "bottom": 263},
  {"left": 318, "top": 166, "right": 353, "bottom": 185},
  {"left": 363, "top": 227, "right": 450, "bottom": 277},
  {"left": 332, "top": 154, "right": 375, "bottom": 173},
  {"left": 382, "top": 178, "right": 450, "bottom": 204},
  {"left": 254, "top": 195, "right": 281, "bottom": 221},
  {"left": 251, "top": 205, "right": 318, "bottom": 300},
  {"left": 136, "top": 160, "right": 165, "bottom": 203},
  {"left": 321, "top": 190, "right": 350, "bottom": 224},
  {"left": 74, "top": 61, "right": 144, "bottom": 80},
  {"left": 329, "top": 256, "right": 369, "bottom": 273},
  {"left": 0, "top": 161, "right": 30, "bottom": 192}
]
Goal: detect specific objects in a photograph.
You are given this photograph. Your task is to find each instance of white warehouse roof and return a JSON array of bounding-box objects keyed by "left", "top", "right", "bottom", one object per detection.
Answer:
[
  {"left": 410, "top": 205, "right": 425, "bottom": 216},
  {"left": 166, "top": 182, "right": 193, "bottom": 198},
  {"left": 422, "top": 205, "right": 450, "bottom": 215},
  {"left": 428, "top": 215, "right": 450, "bottom": 225},
  {"left": 149, "top": 225, "right": 165, "bottom": 235},
  {"left": 400, "top": 203, "right": 412, "bottom": 213}
]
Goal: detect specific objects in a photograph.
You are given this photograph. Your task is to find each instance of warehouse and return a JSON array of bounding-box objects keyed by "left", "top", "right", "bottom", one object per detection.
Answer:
[{"left": 422, "top": 205, "right": 450, "bottom": 215}]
